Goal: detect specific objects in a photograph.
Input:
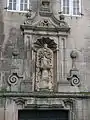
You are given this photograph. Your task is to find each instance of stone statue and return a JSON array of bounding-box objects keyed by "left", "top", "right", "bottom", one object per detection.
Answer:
[{"left": 36, "top": 44, "right": 53, "bottom": 91}]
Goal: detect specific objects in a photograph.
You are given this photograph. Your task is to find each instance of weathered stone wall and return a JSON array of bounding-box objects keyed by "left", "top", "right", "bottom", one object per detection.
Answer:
[
  {"left": 0, "top": 0, "right": 90, "bottom": 120},
  {"left": 0, "top": 0, "right": 90, "bottom": 91},
  {"left": 53, "top": 0, "right": 90, "bottom": 91},
  {"left": 0, "top": 108, "right": 4, "bottom": 120}
]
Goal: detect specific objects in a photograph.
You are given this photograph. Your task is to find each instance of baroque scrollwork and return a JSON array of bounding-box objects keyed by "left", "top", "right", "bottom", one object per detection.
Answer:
[{"left": 8, "top": 73, "right": 18, "bottom": 85}]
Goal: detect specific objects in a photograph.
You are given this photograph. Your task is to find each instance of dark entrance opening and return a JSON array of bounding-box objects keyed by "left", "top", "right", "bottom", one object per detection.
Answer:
[{"left": 18, "top": 109, "right": 69, "bottom": 120}]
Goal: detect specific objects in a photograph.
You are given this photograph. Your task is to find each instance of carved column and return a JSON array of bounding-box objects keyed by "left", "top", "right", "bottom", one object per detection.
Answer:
[
  {"left": 60, "top": 37, "right": 67, "bottom": 83},
  {"left": 56, "top": 36, "right": 60, "bottom": 83}
]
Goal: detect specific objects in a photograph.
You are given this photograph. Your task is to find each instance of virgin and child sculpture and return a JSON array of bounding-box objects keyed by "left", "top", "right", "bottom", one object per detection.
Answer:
[{"left": 36, "top": 44, "right": 53, "bottom": 91}]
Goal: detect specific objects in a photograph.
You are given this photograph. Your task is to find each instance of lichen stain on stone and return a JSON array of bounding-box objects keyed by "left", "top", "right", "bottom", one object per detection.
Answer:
[{"left": 2, "top": 27, "right": 24, "bottom": 59}]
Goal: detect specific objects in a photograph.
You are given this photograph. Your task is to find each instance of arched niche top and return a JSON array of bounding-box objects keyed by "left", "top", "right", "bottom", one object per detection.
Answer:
[{"left": 34, "top": 37, "right": 57, "bottom": 51}]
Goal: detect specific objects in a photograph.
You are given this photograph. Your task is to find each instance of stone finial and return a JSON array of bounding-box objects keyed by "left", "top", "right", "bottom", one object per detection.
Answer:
[
  {"left": 40, "top": 0, "right": 51, "bottom": 16},
  {"left": 58, "top": 12, "right": 65, "bottom": 20},
  {"left": 67, "top": 50, "right": 80, "bottom": 87},
  {"left": 70, "top": 50, "right": 78, "bottom": 59},
  {"left": 41, "top": 0, "right": 50, "bottom": 7},
  {"left": 24, "top": 5, "right": 32, "bottom": 24},
  {"left": 12, "top": 38, "right": 19, "bottom": 57},
  {"left": 12, "top": 48, "right": 19, "bottom": 57},
  {"left": 25, "top": 9, "right": 32, "bottom": 19},
  {"left": 70, "top": 50, "right": 78, "bottom": 69},
  {"left": 59, "top": 14, "right": 65, "bottom": 20}
]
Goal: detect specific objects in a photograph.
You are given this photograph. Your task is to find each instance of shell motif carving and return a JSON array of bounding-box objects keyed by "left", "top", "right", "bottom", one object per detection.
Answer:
[{"left": 34, "top": 37, "right": 57, "bottom": 51}]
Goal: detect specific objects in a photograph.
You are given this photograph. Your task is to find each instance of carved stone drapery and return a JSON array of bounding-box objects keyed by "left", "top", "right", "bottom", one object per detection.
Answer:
[{"left": 33, "top": 37, "right": 57, "bottom": 91}]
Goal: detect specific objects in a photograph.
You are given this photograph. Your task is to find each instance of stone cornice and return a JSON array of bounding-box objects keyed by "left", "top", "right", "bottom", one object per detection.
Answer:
[
  {"left": 0, "top": 92, "right": 90, "bottom": 99},
  {"left": 20, "top": 24, "right": 70, "bottom": 33},
  {"left": 22, "top": 31, "right": 69, "bottom": 37}
]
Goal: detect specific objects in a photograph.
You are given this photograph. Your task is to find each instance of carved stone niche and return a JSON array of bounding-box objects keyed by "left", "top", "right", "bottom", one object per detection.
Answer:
[{"left": 33, "top": 37, "right": 57, "bottom": 92}]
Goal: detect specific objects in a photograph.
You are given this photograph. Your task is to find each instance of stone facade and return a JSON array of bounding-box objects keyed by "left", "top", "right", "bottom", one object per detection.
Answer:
[{"left": 0, "top": 0, "right": 90, "bottom": 120}]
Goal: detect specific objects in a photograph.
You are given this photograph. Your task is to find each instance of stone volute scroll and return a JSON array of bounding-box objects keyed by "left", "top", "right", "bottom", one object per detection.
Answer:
[{"left": 33, "top": 37, "right": 57, "bottom": 92}]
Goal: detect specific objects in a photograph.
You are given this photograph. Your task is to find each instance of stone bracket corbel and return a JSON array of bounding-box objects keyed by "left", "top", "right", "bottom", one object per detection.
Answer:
[
  {"left": 14, "top": 98, "right": 26, "bottom": 109},
  {"left": 67, "top": 50, "right": 80, "bottom": 87},
  {"left": 67, "top": 69, "right": 80, "bottom": 86},
  {"left": 8, "top": 73, "right": 23, "bottom": 86}
]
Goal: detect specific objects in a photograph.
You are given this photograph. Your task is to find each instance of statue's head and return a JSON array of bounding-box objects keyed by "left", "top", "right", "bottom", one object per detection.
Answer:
[{"left": 44, "top": 44, "right": 48, "bottom": 48}]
